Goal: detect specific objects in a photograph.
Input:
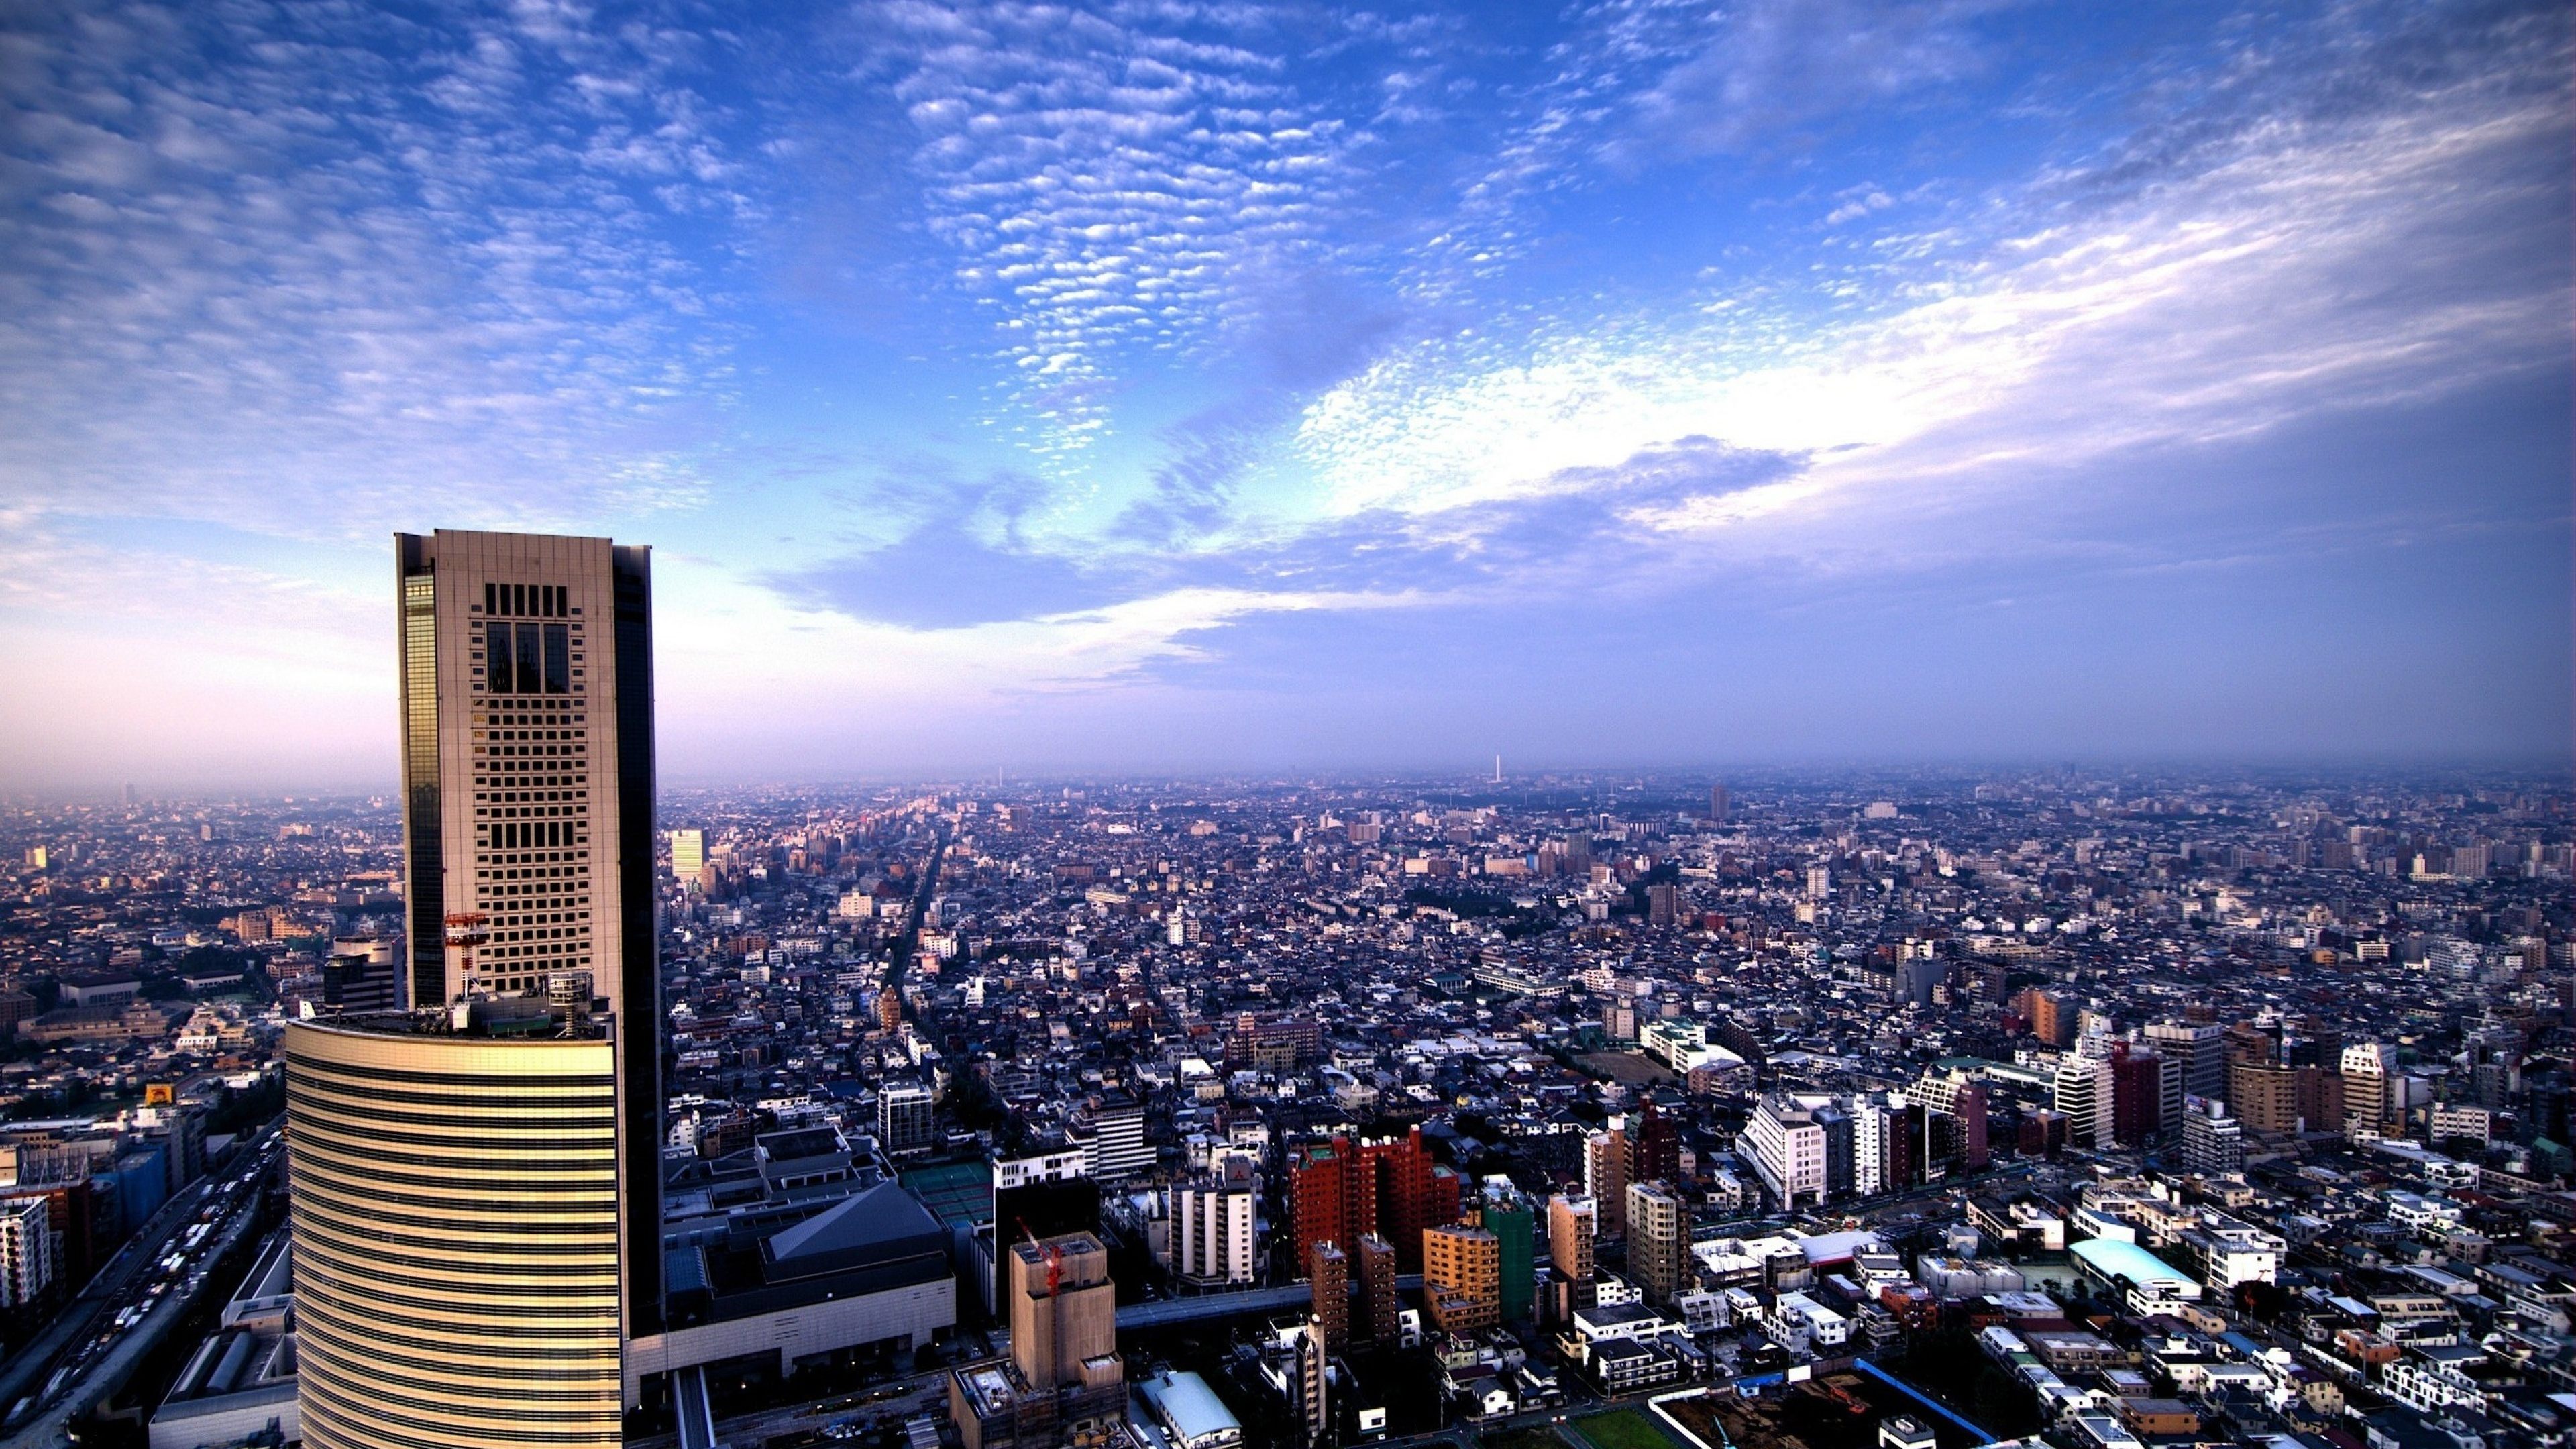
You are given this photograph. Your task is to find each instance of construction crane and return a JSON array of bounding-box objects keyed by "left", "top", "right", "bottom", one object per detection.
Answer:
[{"left": 1016, "top": 1218, "right": 1065, "bottom": 1295}]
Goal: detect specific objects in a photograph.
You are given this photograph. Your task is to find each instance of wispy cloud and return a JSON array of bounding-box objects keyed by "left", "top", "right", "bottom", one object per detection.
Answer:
[
  {"left": 852, "top": 0, "right": 1376, "bottom": 462},
  {"left": 0, "top": 0, "right": 753, "bottom": 535}
]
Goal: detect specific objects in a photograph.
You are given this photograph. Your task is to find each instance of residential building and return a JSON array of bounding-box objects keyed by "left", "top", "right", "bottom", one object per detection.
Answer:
[{"left": 1422, "top": 1224, "right": 1501, "bottom": 1334}]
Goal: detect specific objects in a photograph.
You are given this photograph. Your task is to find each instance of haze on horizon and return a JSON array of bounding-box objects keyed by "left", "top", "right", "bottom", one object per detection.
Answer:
[{"left": 1, "top": 0, "right": 2569, "bottom": 794}]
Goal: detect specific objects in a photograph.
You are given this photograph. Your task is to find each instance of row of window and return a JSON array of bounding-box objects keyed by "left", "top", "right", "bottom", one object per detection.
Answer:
[
  {"left": 482, "top": 582, "right": 575, "bottom": 619},
  {"left": 482, "top": 623, "right": 574, "bottom": 695},
  {"left": 488, "top": 823, "right": 578, "bottom": 851}
]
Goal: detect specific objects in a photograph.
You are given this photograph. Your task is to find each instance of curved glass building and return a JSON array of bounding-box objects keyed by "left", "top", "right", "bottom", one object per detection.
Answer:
[{"left": 285, "top": 1014, "right": 623, "bottom": 1449}]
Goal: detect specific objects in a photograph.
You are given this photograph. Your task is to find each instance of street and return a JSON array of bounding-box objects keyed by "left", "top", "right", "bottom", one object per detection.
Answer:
[{"left": 0, "top": 1123, "right": 282, "bottom": 1448}]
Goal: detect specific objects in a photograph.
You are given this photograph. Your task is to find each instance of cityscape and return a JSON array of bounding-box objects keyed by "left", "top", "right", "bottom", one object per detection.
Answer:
[
  {"left": 1, "top": 3, "right": 2569, "bottom": 1449},
  {"left": 0, "top": 531, "right": 2567, "bottom": 1449}
]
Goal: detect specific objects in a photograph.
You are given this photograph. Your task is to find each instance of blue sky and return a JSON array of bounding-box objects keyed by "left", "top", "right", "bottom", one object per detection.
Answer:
[{"left": 1, "top": 0, "right": 2567, "bottom": 789}]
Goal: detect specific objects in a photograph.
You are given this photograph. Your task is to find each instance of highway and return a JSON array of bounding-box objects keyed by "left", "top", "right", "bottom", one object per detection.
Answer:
[{"left": 0, "top": 1123, "right": 282, "bottom": 1448}]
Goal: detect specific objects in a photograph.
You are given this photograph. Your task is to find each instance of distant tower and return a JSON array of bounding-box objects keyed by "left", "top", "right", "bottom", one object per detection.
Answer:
[
  {"left": 1709, "top": 782, "right": 1729, "bottom": 822},
  {"left": 1493, "top": 754, "right": 1502, "bottom": 785},
  {"left": 1309, "top": 1241, "right": 1349, "bottom": 1352},
  {"left": 1356, "top": 1234, "right": 1399, "bottom": 1344},
  {"left": 1296, "top": 1313, "right": 1333, "bottom": 1446}
]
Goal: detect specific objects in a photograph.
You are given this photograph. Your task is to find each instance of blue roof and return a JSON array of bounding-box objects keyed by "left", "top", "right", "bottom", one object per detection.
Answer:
[
  {"left": 1137, "top": 1371, "right": 1239, "bottom": 1443},
  {"left": 2071, "top": 1236, "right": 2193, "bottom": 1286}
]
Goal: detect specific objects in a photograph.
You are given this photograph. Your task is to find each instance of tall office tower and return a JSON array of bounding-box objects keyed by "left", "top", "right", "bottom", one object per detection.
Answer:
[
  {"left": 2147, "top": 1020, "right": 2226, "bottom": 1104},
  {"left": 1546, "top": 1196, "right": 1596, "bottom": 1320},
  {"left": 1709, "top": 783, "right": 1728, "bottom": 822},
  {"left": 669, "top": 828, "right": 705, "bottom": 881},
  {"left": 1356, "top": 1234, "right": 1399, "bottom": 1344},
  {"left": 1308, "top": 1242, "right": 1349, "bottom": 1352},
  {"left": 289, "top": 531, "right": 659, "bottom": 1449},
  {"left": 2053, "top": 1036, "right": 2115, "bottom": 1149},
  {"left": 1585, "top": 1117, "right": 1630, "bottom": 1236},
  {"left": 395, "top": 531, "right": 654, "bottom": 1012},
  {"left": 1421, "top": 1224, "right": 1501, "bottom": 1334},
  {"left": 1171, "top": 1179, "right": 1256, "bottom": 1287},
  {"left": 1624, "top": 1182, "right": 1688, "bottom": 1306}
]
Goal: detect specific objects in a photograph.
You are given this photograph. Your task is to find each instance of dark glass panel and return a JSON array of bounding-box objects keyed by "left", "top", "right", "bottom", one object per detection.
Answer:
[
  {"left": 486, "top": 623, "right": 515, "bottom": 693},
  {"left": 515, "top": 623, "right": 542, "bottom": 693}
]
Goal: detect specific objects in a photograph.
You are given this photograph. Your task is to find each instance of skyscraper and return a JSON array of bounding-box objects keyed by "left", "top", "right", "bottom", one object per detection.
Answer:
[{"left": 286, "top": 531, "right": 661, "bottom": 1449}]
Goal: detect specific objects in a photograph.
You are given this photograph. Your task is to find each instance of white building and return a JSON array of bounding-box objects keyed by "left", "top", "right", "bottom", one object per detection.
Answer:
[
  {"left": 0, "top": 1196, "right": 54, "bottom": 1307},
  {"left": 2053, "top": 1035, "right": 2115, "bottom": 1150},
  {"left": 1760, "top": 1291, "right": 1848, "bottom": 1354},
  {"left": 1083, "top": 1102, "right": 1153, "bottom": 1181},
  {"left": 995, "top": 1148, "right": 1089, "bottom": 1191},
  {"left": 1743, "top": 1095, "right": 1827, "bottom": 1210},
  {"left": 1170, "top": 1182, "right": 1256, "bottom": 1287},
  {"left": 879, "top": 1083, "right": 936, "bottom": 1157},
  {"left": 1134, "top": 1370, "right": 1244, "bottom": 1449}
]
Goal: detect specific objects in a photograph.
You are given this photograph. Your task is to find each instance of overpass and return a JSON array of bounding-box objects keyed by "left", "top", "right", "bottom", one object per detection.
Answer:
[{"left": 1116, "top": 1275, "right": 1423, "bottom": 1331}]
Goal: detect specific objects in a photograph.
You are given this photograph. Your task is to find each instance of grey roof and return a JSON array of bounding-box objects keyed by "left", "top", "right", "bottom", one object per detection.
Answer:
[{"left": 761, "top": 1179, "right": 947, "bottom": 1279}]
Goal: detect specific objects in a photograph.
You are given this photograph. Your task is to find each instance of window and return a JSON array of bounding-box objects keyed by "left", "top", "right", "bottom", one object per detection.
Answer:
[
  {"left": 515, "top": 623, "right": 541, "bottom": 693},
  {"left": 544, "top": 624, "right": 570, "bottom": 693},
  {"left": 486, "top": 623, "right": 515, "bottom": 694}
]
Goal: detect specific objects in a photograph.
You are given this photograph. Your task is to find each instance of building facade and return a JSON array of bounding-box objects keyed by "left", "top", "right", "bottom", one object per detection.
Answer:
[
  {"left": 390, "top": 529, "right": 661, "bottom": 1340},
  {"left": 285, "top": 1016, "right": 623, "bottom": 1449},
  {"left": 1171, "top": 1181, "right": 1256, "bottom": 1287}
]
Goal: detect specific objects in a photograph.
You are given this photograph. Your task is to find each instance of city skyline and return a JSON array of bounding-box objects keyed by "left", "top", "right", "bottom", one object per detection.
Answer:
[{"left": 3, "top": 0, "right": 2569, "bottom": 789}]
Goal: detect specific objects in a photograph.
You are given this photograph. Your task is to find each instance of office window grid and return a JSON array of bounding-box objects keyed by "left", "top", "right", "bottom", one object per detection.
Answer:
[{"left": 464, "top": 580, "right": 596, "bottom": 997}]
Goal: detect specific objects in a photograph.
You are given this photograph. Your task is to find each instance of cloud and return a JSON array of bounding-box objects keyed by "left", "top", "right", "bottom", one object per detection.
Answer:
[
  {"left": 1622, "top": 0, "right": 2002, "bottom": 158},
  {"left": 0, "top": 0, "right": 754, "bottom": 536},
  {"left": 1295, "top": 5, "right": 2571, "bottom": 570},
  {"left": 849, "top": 0, "right": 1378, "bottom": 462},
  {"left": 768, "top": 520, "right": 1134, "bottom": 628}
]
